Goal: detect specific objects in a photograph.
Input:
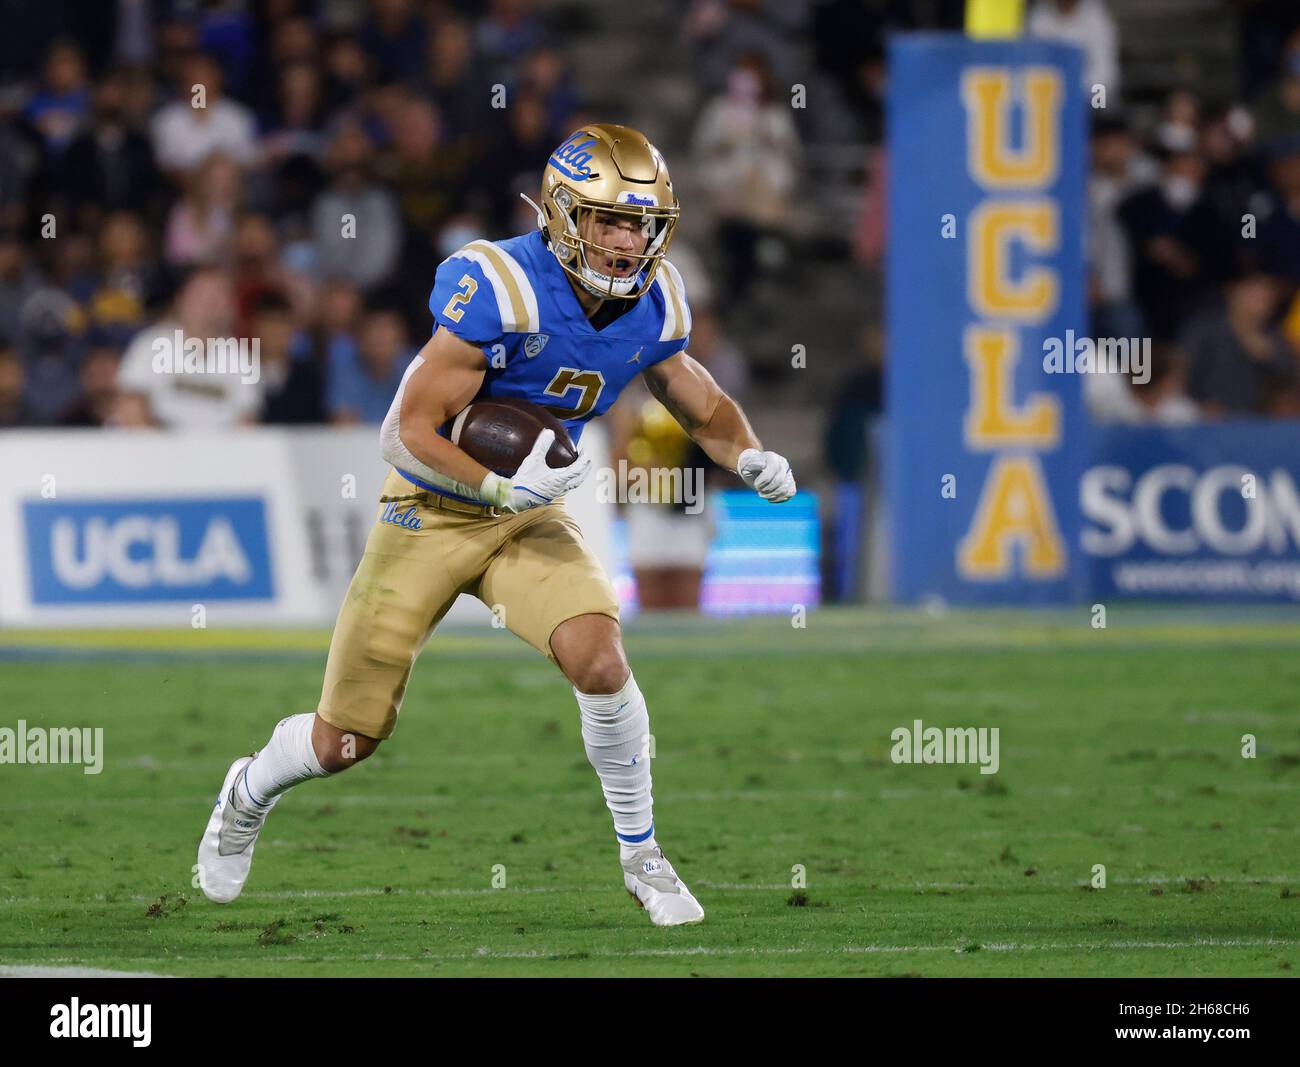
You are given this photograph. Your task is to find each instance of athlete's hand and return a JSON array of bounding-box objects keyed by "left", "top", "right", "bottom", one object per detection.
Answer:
[
  {"left": 737, "top": 448, "right": 796, "bottom": 503},
  {"left": 481, "top": 429, "right": 593, "bottom": 513}
]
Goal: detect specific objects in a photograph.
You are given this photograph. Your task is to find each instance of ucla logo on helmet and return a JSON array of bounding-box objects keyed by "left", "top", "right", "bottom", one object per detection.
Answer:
[
  {"left": 524, "top": 333, "right": 549, "bottom": 359},
  {"left": 549, "top": 134, "right": 599, "bottom": 180}
]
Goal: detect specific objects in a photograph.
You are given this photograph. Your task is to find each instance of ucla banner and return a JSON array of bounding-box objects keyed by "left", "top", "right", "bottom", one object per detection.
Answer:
[
  {"left": 1085, "top": 422, "right": 1300, "bottom": 602},
  {"left": 886, "top": 35, "right": 1087, "bottom": 604},
  {"left": 0, "top": 427, "right": 617, "bottom": 626},
  {"left": 23, "top": 498, "right": 274, "bottom": 605}
]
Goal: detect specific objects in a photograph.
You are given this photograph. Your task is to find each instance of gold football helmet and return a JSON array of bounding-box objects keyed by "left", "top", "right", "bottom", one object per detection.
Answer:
[{"left": 527, "top": 123, "right": 679, "bottom": 300}]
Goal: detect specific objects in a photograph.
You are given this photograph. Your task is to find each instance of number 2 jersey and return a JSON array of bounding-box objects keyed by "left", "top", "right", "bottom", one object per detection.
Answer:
[{"left": 428, "top": 229, "right": 691, "bottom": 445}]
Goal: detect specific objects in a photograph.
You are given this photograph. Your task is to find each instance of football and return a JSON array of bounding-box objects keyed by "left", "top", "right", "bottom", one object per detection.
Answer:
[{"left": 449, "top": 396, "right": 579, "bottom": 477}]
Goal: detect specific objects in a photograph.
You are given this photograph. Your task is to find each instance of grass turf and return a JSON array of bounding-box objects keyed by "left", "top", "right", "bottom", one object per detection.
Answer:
[{"left": 1, "top": 608, "right": 1298, "bottom": 977}]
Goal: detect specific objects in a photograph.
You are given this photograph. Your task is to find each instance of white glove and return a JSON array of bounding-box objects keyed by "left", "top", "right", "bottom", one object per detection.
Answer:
[
  {"left": 737, "top": 447, "right": 796, "bottom": 503},
  {"left": 480, "top": 429, "right": 592, "bottom": 513}
]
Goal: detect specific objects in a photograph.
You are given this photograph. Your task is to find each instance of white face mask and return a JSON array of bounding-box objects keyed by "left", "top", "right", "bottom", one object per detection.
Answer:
[{"left": 1162, "top": 175, "right": 1198, "bottom": 210}]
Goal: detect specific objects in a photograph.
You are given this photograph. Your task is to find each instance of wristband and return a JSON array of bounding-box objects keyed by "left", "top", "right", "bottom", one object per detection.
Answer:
[{"left": 479, "top": 471, "right": 511, "bottom": 509}]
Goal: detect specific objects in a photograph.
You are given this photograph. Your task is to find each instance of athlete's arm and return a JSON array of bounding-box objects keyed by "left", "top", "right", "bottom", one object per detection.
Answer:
[
  {"left": 643, "top": 352, "right": 796, "bottom": 503},
  {"left": 395, "top": 328, "right": 494, "bottom": 484},
  {"left": 381, "top": 326, "right": 592, "bottom": 511},
  {"left": 642, "top": 351, "right": 757, "bottom": 470}
]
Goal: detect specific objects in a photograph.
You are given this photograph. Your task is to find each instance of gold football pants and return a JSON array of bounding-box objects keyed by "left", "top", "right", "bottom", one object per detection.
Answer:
[{"left": 317, "top": 469, "right": 620, "bottom": 739}]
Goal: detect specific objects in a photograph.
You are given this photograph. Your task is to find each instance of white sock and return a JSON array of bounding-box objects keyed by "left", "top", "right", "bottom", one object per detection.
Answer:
[
  {"left": 575, "top": 674, "right": 657, "bottom": 858},
  {"left": 237, "top": 713, "right": 330, "bottom": 812}
]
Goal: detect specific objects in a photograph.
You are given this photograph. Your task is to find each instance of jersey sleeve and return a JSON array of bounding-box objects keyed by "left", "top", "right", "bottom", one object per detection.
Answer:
[
  {"left": 428, "top": 239, "right": 541, "bottom": 345},
  {"left": 428, "top": 252, "right": 503, "bottom": 345},
  {"left": 651, "top": 258, "right": 692, "bottom": 362}
]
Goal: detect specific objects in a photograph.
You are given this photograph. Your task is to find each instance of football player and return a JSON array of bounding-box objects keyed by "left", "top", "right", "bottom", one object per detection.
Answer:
[{"left": 198, "top": 123, "right": 796, "bottom": 925}]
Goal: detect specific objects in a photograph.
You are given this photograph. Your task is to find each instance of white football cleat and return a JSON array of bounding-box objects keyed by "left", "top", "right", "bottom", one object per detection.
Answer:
[
  {"left": 196, "top": 756, "right": 275, "bottom": 903},
  {"left": 622, "top": 846, "right": 704, "bottom": 926}
]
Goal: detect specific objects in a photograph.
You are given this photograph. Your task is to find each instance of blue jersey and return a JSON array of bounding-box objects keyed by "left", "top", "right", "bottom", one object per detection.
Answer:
[{"left": 426, "top": 230, "right": 692, "bottom": 445}]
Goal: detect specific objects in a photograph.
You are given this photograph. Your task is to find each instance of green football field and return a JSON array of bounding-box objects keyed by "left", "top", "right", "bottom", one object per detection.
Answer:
[{"left": 1, "top": 607, "right": 1298, "bottom": 977}]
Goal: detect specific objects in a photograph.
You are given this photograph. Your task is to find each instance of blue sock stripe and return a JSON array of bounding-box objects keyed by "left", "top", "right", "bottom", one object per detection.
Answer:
[
  {"left": 239, "top": 765, "right": 269, "bottom": 809},
  {"left": 616, "top": 823, "right": 655, "bottom": 844}
]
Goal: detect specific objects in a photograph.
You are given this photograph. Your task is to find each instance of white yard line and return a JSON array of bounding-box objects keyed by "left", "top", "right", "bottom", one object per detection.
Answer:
[
  {"left": 3, "top": 778, "right": 1297, "bottom": 813},
  {"left": 10, "top": 937, "right": 1298, "bottom": 969},
  {"left": 2, "top": 872, "right": 1295, "bottom": 908},
  {"left": 0, "top": 965, "right": 168, "bottom": 978}
]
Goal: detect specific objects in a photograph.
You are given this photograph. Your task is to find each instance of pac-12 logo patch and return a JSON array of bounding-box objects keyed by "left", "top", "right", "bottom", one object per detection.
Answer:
[{"left": 524, "top": 334, "right": 549, "bottom": 359}]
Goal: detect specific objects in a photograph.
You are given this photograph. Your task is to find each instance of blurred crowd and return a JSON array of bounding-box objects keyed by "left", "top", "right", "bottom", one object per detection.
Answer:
[
  {"left": 5, "top": 1, "right": 1300, "bottom": 433},
  {"left": 839, "top": 0, "right": 1300, "bottom": 424},
  {"left": 0, "top": 0, "right": 795, "bottom": 433},
  {"left": 0, "top": 0, "right": 602, "bottom": 429},
  {"left": 1082, "top": 71, "right": 1300, "bottom": 424}
]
